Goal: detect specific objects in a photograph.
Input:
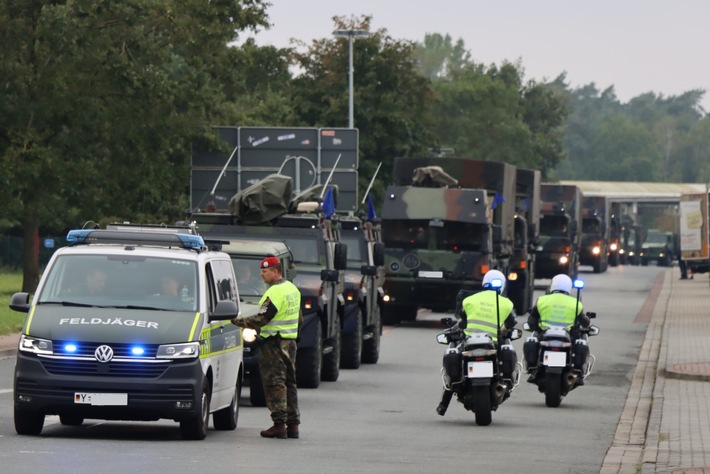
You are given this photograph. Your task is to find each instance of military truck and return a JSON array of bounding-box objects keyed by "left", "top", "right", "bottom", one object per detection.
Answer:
[
  {"left": 208, "top": 239, "right": 296, "bottom": 406},
  {"left": 193, "top": 175, "right": 347, "bottom": 388},
  {"left": 508, "top": 168, "right": 540, "bottom": 316},
  {"left": 608, "top": 200, "right": 622, "bottom": 267},
  {"left": 380, "top": 157, "right": 516, "bottom": 323},
  {"left": 640, "top": 229, "right": 674, "bottom": 266},
  {"left": 537, "top": 184, "right": 583, "bottom": 279},
  {"left": 339, "top": 214, "right": 385, "bottom": 367},
  {"left": 579, "top": 195, "right": 610, "bottom": 273}
]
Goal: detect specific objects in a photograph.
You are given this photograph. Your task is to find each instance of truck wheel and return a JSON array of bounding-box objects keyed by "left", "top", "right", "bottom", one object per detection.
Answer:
[
  {"left": 180, "top": 379, "right": 211, "bottom": 440},
  {"left": 213, "top": 374, "right": 241, "bottom": 430},
  {"left": 296, "top": 318, "right": 322, "bottom": 388},
  {"left": 15, "top": 407, "right": 45, "bottom": 435},
  {"left": 321, "top": 312, "right": 341, "bottom": 382},
  {"left": 340, "top": 309, "right": 362, "bottom": 369},
  {"left": 362, "top": 304, "right": 382, "bottom": 364}
]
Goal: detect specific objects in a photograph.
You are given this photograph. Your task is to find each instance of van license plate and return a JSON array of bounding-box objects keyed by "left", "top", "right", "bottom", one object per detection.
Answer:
[{"left": 75, "top": 393, "right": 128, "bottom": 406}]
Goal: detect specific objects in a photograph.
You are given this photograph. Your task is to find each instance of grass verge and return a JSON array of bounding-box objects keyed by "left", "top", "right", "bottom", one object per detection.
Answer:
[{"left": 0, "top": 270, "right": 26, "bottom": 336}]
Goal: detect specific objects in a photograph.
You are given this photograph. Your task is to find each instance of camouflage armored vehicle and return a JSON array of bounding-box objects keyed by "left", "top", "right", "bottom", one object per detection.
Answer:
[
  {"left": 208, "top": 239, "right": 296, "bottom": 406},
  {"left": 339, "top": 213, "right": 385, "bottom": 367},
  {"left": 380, "top": 157, "right": 516, "bottom": 323},
  {"left": 508, "top": 168, "right": 540, "bottom": 316},
  {"left": 537, "top": 184, "right": 583, "bottom": 279},
  {"left": 579, "top": 195, "right": 610, "bottom": 273},
  {"left": 193, "top": 175, "right": 347, "bottom": 388},
  {"left": 608, "top": 200, "right": 622, "bottom": 267}
]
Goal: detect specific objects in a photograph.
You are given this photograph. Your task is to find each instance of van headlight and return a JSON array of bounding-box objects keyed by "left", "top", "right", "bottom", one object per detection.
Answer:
[
  {"left": 19, "top": 335, "right": 53, "bottom": 355},
  {"left": 156, "top": 342, "right": 200, "bottom": 359}
]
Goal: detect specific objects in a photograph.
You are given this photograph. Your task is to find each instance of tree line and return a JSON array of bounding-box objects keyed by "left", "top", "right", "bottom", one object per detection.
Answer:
[{"left": 1, "top": 2, "right": 708, "bottom": 289}]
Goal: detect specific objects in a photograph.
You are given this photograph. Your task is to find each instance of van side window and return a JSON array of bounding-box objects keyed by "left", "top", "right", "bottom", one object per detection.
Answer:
[{"left": 207, "top": 259, "right": 240, "bottom": 314}]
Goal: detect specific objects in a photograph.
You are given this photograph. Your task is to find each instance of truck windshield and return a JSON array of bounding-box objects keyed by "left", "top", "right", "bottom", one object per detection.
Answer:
[
  {"left": 340, "top": 235, "right": 363, "bottom": 263},
  {"left": 540, "top": 215, "right": 569, "bottom": 237},
  {"left": 284, "top": 237, "right": 320, "bottom": 264},
  {"left": 382, "top": 220, "right": 485, "bottom": 251},
  {"left": 37, "top": 254, "right": 198, "bottom": 312},
  {"left": 230, "top": 257, "right": 267, "bottom": 296},
  {"left": 582, "top": 218, "right": 601, "bottom": 234}
]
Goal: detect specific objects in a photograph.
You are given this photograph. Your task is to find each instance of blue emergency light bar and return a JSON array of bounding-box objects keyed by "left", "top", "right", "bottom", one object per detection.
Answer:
[
  {"left": 489, "top": 278, "right": 503, "bottom": 289},
  {"left": 67, "top": 229, "right": 205, "bottom": 250},
  {"left": 573, "top": 279, "right": 585, "bottom": 289}
]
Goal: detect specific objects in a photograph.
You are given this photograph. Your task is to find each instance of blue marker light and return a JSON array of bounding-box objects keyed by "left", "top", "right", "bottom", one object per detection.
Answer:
[
  {"left": 490, "top": 278, "right": 503, "bottom": 289},
  {"left": 131, "top": 346, "right": 145, "bottom": 356},
  {"left": 573, "top": 279, "right": 585, "bottom": 289},
  {"left": 64, "top": 343, "right": 78, "bottom": 353},
  {"left": 176, "top": 233, "right": 205, "bottom": 249},
  {"left": 66, "top": 229, "right": 93, "bottom": 243}
]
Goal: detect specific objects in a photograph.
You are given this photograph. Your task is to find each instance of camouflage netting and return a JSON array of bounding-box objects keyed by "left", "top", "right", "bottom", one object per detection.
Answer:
[
  {"left": 228, "top": 174, "right": 293, "bottom": 225},
  {"left": 411, "top": 166, "right": 459, "bottom": 188},
  {"left": 289, "top": 184, "right": 339, "bottom": 212}
]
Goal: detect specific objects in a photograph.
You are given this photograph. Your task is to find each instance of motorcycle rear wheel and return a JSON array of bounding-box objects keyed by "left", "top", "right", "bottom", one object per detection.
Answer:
[
  {"left": 545, "top": 372, "right": 562, "bottom": 407},
  {"left": 472, "top": 385, "right": 492, "bottom": 426}
]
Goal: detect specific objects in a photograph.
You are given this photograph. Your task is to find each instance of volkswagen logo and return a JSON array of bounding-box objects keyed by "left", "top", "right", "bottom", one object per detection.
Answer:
[{"left": 95, "top": 345, "right": 114, "bottom": 363}]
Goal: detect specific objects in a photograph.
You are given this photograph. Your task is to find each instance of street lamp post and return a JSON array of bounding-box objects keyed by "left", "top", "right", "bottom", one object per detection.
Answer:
[{"left": 332, "top": 28, "right": 370, "bottom": 129}]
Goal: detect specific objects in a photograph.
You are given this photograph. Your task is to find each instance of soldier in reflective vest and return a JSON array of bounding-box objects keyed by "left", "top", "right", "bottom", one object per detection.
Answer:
[
  {"left": 524, "top": 274, "right": 590, "bottom": 384},
  {"left": 436, "top": 270, "right": 518, "bottom": 416},
  {"left": 232, "top": 256, "right": 302, "bottom": 439}
]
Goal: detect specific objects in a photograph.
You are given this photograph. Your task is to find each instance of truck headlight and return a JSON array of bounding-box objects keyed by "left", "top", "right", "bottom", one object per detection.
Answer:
[
  {"left": 19, "top": 335, "right": 53, "bottom": 355},
  {"left": 559, "top": 255, "right": 569, "bottom": 265},
  {"left": 156, "top": 342, "right": 200, "bottom": 359},
  {"left": 610, "top": 243, "right": 618, "bottom": 251},
  {"left": 592, "top": 246, "right": 601, "bottom": 255}
]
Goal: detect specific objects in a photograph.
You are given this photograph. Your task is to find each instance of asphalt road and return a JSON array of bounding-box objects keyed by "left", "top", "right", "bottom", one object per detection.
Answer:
[{"left": 0, "top": 264, "right": 662, "bottom": 474}]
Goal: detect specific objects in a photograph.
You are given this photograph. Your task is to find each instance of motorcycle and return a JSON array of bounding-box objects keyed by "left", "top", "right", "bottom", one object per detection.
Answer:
[
  {"left": 523, "top": 278, "right": 599, "bottom": 407},
  {"left": 436, "top": 281, "right": 523, "bottom": 426}
]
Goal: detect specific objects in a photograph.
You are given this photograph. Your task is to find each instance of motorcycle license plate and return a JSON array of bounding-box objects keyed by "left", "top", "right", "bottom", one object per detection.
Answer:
[
  {"left": 467, "top": 361, "right": 493, "bottom": 378},
  {"left": 543, "top": 351, "right": 567, "bottom": 367}
]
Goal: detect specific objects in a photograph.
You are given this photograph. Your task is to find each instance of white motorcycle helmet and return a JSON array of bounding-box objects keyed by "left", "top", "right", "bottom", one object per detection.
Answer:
[
  {"left": 482, "top": 269, "right": 506, "bottom": 293},
  {"left": 550, "top": 274, "right": 573, "bottom": 294}
]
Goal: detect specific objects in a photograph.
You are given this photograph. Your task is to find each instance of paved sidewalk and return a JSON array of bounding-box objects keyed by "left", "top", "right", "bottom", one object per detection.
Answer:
[
  {"left": 2, "top": 269, "right": 710, "bottom": 472},
  {"left": 602, "top": 268, "right": 710, "bottom": 474}
]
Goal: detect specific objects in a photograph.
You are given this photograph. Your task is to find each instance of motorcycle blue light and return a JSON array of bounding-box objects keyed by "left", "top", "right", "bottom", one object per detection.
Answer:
[
  {"left": 490, "top": 278, "right": 503, "bottom": 289},
  {"left": 573, "top": 279, "right": 585, "bottom": 289},
  {"left": 64, "top": 343, "right": 78, "bottom": 353},
  {"left": 131, "top": 346, "right": 145, "bottom": 356}
]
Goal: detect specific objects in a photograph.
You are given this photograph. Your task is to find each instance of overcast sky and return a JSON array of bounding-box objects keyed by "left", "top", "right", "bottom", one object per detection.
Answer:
[{"left": 248, "top": 1, "right": 709, "bottom": 112}]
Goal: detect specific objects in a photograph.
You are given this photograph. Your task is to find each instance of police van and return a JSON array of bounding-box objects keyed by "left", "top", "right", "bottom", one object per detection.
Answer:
[{"left": 8, "top": 224, "right": 255, "bottom": 440}]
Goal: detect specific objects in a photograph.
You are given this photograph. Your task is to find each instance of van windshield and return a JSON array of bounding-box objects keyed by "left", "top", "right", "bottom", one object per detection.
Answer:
[{"left": 38, "top": 255, "right": 198, "bottom": 312}]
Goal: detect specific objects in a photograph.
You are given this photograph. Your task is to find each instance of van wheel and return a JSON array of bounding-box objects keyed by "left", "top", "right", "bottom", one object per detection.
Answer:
[
  {"left": 180, "top": 379, "right": 211, "bottom": 440},
  {"left": 340, "top": 309, "right": 362, "bottom": 369},
  {"left": 15, "top": 407, "right": 45, "bottom": 435},
  {"left": 214, "top": 375, "right": 241, "bottom": 431},
  {"left": 296, "top": 318, "right": 322, "bottom": 388},
  {"left": 321, "top": 312, "right": 341, "bottom": 382},
  {"left": 60, "top": 414, "right": 84, "bottom": 426}
]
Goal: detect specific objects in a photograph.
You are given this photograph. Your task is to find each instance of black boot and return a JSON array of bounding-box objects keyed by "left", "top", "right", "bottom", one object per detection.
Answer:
[{"left": 436, "top": 389, "right": 453, "bottom": 416}]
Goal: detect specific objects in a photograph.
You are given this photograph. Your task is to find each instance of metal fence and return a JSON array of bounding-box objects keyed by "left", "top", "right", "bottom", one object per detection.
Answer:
[{"left": 0, "top": 235, "right": 66, "bottom": 269}]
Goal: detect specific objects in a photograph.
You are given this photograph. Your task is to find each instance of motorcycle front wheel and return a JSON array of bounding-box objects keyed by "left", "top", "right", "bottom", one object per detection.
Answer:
[
  {"left": 545, "top": 372, "right": 562, "bottom": 407},
  {"left": 473, "top": 385, "right": 492, "bottom": 426}
]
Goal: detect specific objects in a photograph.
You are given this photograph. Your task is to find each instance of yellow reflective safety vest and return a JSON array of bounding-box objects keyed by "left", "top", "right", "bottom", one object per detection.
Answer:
[
  {"left": 259, "top": 280, "right": 301, "bottom": 340},
  {"left": 536, "top": 292, "right": 582, "bottom": 330},
  {"left": 463, "top": 290, "right": 514, "bottom": 342}
]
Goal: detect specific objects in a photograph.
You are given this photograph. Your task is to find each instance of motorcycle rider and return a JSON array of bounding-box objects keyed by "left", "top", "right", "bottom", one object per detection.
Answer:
[
  {"left": 436, "top": 269, "right": 518, "bottom": 416},
  {"left": 524, "top": 274, "right": 591, "bottom": 385}
]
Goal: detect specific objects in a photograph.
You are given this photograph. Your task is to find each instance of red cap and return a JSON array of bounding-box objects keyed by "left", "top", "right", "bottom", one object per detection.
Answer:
[{"left": 260, "top": 256, "right": 280, "bottom": 269}]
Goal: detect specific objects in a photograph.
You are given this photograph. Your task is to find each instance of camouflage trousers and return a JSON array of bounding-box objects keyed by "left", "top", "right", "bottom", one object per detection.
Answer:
[{"left": 258, "top": 337, "right": 300, "bottom": 425}]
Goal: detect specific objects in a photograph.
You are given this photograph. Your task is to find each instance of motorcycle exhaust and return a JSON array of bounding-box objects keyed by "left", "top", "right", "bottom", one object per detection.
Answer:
[
  {"left": 494, "top": 383, "right": 508, "bottom": 404},
  {"left": 566, "top": 372, "right": 578, "bottom": 390}
]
